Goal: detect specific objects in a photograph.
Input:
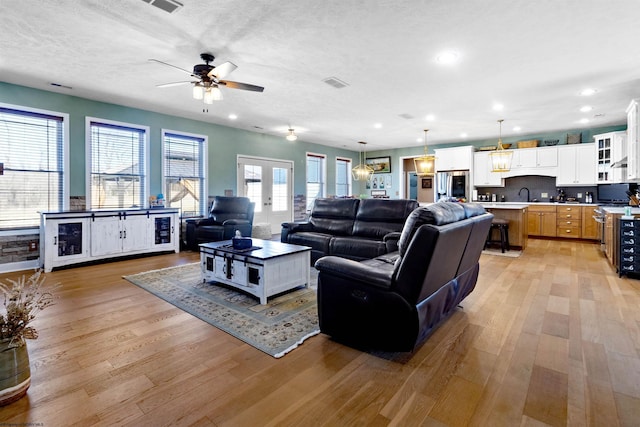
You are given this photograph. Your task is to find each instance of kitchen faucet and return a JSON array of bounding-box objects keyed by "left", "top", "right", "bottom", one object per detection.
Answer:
[{"left": 518, "top": 187, "right": 530, "bottom": 202}]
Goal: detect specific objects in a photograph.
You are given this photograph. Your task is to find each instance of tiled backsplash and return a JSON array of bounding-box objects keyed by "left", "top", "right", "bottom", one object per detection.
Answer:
[{"left": 476, "top": 175, "right": 597, "bottom": 203}]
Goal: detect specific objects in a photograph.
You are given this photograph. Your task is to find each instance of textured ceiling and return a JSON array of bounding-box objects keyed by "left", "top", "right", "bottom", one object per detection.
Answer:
[{"left": 1, "top": 0, "right": 640, "bottom": 152}]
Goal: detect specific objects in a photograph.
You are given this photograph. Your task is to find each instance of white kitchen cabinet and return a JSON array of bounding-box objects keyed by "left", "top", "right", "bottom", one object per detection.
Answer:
[
  {"left": 435, "top": 145, "right": 473, "bottom": 171},
  {"left": 595, "top": 131, "right": 626, "bottom": 183},
  {"left": 473, "top": 151, "right": 504, "bottom": 186},
  {"left": 626, "top": 99, "right": 640, "bottom": 180},
  {"left": 40, "top": 209, "right": 179, "bottom": 272},
  {"left": 556, "top": 143, "right": 596, "bottom": 186},
  {"left": 503, "top": 146, "right": 558, "bottom": 177}
]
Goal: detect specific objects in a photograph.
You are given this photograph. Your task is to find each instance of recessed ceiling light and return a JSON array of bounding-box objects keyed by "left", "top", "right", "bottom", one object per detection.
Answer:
[
  {"left": 374, "top": 123, "right": 382, "bottom": 129},
  {"left": 416, "top": 138, "right": 423, "bottom": 143},
  {"left": 435, "top": 50, "right": 459, "bottom": 65},
  {"left": 580, "top": 88, "right": 597, "bottom": 96},
  {"left": 228, "top": 114, "right": 237, "bottom": 120},
  {"left": 579, "top": 118, "right": 589, "bottom": 124},
  {"left": 492, "top": 103, "right": 504, "bottom": 111},
  {"left": 513, "top": 126, "right": 521, "bottom": 132},
  {"left": 425, "top": 114, "right": 436, "bottom": 121},
  {"left": 460, "top": 133, "right": 468, "bottom": 138},
  {"left": 580, "top": 105, "right": 593, "bottom": 112}
]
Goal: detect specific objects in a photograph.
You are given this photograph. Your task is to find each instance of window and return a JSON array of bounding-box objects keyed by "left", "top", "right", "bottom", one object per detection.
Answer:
[
  {"left": 0, "top": 104, "right": 68, "bottom": 228},
  {"left": 336, "top": 157, "right": 352, "bottom": 197},
  {"left": 306, "top": 153, "right": 326, "bottom": 211},
  {"left": 162, "top": 130, "right": 207, "bottom": 218},
  {"left": 87, "top": 118, "right": 149, "bottom": 209}
]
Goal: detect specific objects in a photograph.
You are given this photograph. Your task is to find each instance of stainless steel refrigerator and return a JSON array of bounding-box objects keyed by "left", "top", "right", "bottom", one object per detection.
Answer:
[{"left": 435, "top": 170, "right": 470, "bottom": 201}]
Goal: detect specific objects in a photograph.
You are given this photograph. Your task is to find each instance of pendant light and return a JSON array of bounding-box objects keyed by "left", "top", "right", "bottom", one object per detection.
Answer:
[
  {"left": 413, "top": 129, "right": 436, "bottom": 176},
  {"left": 352, "top": 141, "right": 374, "bottom": 182},
  {"left": 489, "top": 119, "right": 512, "bottom": 172},
  {"left": 286, "top": 128, "right": 298, "bottom": 141}
]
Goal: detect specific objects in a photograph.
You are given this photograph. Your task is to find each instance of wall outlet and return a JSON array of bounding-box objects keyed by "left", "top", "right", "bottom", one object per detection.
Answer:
[
  {"left": 28, "top": 242, "right": 38, "bottom": 251},
  {"left": 541, "top": 192, "right": 548, "bottom": 198},
  {"left": 577, "top": 192, "right": 582, "bottom": 198}
]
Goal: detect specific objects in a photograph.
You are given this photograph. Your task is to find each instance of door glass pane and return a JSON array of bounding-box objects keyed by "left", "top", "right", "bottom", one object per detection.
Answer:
[
  {"left": 243, "top": 164, "right": 262, "bottom": 213},
  {"left": 272, "top": 167, "right": 288, "bottom": 212}
]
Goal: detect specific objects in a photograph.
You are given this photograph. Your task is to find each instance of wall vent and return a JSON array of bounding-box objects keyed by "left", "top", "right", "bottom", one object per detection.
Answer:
[
  {"left": 142, "top": 0, "right": 183, "bottom": 14},
  {"left": 322, "top": 77, "right": 349, "bottom": 89},
  {"left": 398, "top": 113, "right": 414, "bottom": 120}
]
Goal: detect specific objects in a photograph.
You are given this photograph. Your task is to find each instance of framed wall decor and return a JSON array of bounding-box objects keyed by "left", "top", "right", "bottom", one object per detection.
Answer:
[
  {"left": 421, "top": 178, "right": 432, "bottom": 189},
  {"left": 365, "top": 156, "right": 391, "bottom": 174}
]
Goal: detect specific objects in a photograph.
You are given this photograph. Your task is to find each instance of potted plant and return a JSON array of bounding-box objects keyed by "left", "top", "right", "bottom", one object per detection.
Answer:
[{"left": 0, "top": 269, "right": 57, "bottom": 406}]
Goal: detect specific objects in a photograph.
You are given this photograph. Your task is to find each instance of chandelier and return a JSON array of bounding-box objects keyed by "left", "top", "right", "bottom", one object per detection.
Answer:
[
  {"left": 352, "top": 141, "right": 374, "bottom": 182},
  {"left": 413, "top": 129, "right": 436, "bottom": 176},
  {"left": 489, "top": 119, "right": 513, "bottom": 172}
]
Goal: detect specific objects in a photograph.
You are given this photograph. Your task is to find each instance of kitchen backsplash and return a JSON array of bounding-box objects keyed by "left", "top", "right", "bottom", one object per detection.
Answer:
[{"left": 476, "top": 175, "right": 597, "bottom": 203}]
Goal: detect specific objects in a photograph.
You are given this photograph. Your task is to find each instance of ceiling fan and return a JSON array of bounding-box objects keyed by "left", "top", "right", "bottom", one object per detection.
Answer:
[{"left": 150, "top": 53, "right": 264, "bottom": 103}]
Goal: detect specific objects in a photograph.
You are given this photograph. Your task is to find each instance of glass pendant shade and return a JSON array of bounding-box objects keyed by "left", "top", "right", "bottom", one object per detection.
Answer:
[
  {"left": 192, "top": 84, "right": 204, "bottom": 100},
  {"left": 352, "top": 141, "right": 374, "bottom": 182},
  {"left": 286, "top": 128, "right": 297, "bottom": 141},
  {"left": 414, "top": 129, "right": 435, "bottom": 176},
  {"left": 489, "top": 119, "right": 513, "bottom": 172}
]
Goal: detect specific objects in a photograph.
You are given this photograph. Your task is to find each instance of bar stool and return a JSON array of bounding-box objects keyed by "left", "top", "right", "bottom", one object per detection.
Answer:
[{"left": 485, "top": 218, "right": 510, "bottom": 253}]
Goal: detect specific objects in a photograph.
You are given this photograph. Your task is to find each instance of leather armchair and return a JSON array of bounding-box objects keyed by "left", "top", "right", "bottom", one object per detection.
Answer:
[{"left": 186, "top": 196, "right": 255, "bottom": 250}]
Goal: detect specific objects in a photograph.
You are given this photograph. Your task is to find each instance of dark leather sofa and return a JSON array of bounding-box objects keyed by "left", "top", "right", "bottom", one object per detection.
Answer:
[
  {"left": 281, "top": 198, "right": 419, "bottom": 264},
  {"left": 186, "top": 196, "right": 255, "bottom": 250},
  {"left": 315, "top": 202, "right": 493, "bottom": 352}
]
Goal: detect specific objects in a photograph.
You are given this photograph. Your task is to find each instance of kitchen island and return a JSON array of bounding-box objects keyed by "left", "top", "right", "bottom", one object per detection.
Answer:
[{"left": 481, "top": 203, "right": 529, "bottom": 250}]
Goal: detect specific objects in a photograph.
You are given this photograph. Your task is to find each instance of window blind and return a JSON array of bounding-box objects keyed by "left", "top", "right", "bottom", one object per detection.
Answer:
[
  {"left": 89, "top": 120, "right": 146, "bottom": 209},
  {"left": 163, "top": 132, "right": 206, "bottom": 217},
  {"left": 336, "top": 157, "right": 352, "bottom": 197},
  {"left": 0, "top": 107, "right": 65, "bottom": 228}
]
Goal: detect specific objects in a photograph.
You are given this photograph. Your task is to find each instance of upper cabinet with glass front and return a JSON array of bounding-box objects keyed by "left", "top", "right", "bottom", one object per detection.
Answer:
[{"left": 595, "top": 131, "right": 627, "bottom": 183}]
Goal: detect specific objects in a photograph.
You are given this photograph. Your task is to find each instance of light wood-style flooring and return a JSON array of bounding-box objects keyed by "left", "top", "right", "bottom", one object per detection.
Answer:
[{"left": 1, "top": 238, "right": 640, "bottom": 426}]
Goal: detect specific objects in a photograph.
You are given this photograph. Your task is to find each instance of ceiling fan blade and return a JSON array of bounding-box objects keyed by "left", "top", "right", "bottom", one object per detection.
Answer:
[
  {"left": 220, "top": 80, "right": 265, "bottom": 92},
  {"left": 148, "top": 59, "right": 194, "bottom": 76},
  {"left": 156, "top": 81, "right": 193, "bottom": 88},
  {"left": 207, "top": 61, "right": 237, "bottom": 79}
]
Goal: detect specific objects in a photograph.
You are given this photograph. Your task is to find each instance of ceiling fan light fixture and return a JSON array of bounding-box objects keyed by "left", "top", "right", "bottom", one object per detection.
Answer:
[
  {"left": 414, "top": 129, "right": 435, "bottom": 176},
  {"left": 489, "top": 119, "right": 513, "bottom": 172},
  {"left": 286, "top": 128, "right": 297, "bottom": 141},
  {"left": 352, "top": 141, "right": 374, "bottom": 182},
  {"left": 192, "top": 84, "right": 203, "bottom": 100}
]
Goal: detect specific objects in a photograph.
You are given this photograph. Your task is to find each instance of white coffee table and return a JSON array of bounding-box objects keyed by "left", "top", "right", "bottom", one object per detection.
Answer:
[{"left": 199, "top": 238, "right": 311, "bottom": 304}]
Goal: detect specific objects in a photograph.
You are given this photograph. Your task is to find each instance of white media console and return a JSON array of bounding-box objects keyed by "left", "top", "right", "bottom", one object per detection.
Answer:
[{"left": 40, "top": 208, "right": 180, "bottom": 272}]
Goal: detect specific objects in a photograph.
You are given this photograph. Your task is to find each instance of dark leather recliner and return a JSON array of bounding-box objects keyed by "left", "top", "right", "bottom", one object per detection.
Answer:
[
  {"left": 186, "top": 196, "right": 255, "bottom": 250},
  {"left": 315, "top": 202, "right": 493, "bottom": 352}
]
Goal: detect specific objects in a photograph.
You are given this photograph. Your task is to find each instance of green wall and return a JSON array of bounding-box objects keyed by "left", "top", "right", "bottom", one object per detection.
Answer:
[
  {"left": 0, "top": 82, "right": 359, "bottom": 199},
  {"left": 0, "top": 81, "right": 628, "bottom": 202}
]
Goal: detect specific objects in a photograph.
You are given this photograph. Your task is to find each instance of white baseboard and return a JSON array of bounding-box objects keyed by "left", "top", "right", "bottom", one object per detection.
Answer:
[{"left": 0, "top": 259, "right": 41, "bottom": 274}]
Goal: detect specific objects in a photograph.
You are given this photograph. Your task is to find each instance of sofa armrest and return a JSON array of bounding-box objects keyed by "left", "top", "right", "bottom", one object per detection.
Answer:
[
  {"left": 315, "top": 256, "right": 393, "bottom": 290},
  {"left": 188, "top": 217, "right": 218, "bottom": 227},
  {"left": 281, "top": 221, "right": 314, "bottom": 242},
  {"left": 383, "top": 231, "right": 402, "bottom": 253}
]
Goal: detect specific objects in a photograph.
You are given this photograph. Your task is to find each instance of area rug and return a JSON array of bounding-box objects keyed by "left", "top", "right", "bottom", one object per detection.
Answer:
[
  {"left": 123, "top": 263, "right": 319, "bottom": 358},
  {"left": 482, "top": 248, "right": 523, "bottom": 258}
]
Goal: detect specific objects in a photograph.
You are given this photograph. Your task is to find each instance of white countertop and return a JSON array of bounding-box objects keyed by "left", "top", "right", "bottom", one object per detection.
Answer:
[
  {"left": 600, "top": 206, "right": 640, "bottom": 214},
  {"left": 480, "top": 203, "right": 529, "bottom": 209}
]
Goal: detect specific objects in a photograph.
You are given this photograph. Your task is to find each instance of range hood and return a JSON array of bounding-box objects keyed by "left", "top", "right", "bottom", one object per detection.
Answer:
[{"left": 611, "top": 156, "right": 628, "bottom": 168}]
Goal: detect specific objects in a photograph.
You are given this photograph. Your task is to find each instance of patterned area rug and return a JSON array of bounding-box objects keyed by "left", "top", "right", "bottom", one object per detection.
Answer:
[
  {"left": 123, "top": 263, "right": 319, "bottom": 358},
  {"left": 482, "top": 248, "right": 523, "bottom": 258}
]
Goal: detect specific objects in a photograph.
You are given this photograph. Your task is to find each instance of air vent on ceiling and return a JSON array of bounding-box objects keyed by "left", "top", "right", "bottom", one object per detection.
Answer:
[
  {"left": 141, "top": 0, "right": 183, "bottom": 13},
  {"left": 398, "top": 113, "right": 414, "bottom": 120},
  {"left": 322, "top": 77, "right": 349, "bottom": 89}
]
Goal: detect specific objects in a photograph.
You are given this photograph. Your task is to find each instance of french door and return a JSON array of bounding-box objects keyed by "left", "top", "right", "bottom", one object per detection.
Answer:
[{"left": 237, "top": 156, "right": 294, "bottom": 235}]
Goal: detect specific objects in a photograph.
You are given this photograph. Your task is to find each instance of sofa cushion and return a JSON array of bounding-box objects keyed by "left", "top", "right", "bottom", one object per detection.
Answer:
[
  {"left": 288, "top": 232, "right": 331, "bottom": 254},
  {"left": 352, "top": 199, "right": 419, "bottom": 239},
  {"left": 462, "top": 202, "right": 487, "bottom": 218},
  {"left": 397, "top": 202, "right": 466, "bottom": 256},
  {"left": 309, "top": 198, "right": 359, "bottom": 235},
  {"left": 329, "top": 236, "right": 388, "bottom": 260}
]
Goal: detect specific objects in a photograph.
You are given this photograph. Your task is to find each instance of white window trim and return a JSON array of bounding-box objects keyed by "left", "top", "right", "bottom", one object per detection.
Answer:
[
  {"left": 85, "top": 117, "right": 150, "bottom": 210},
  {"left": 0, "top": 102, "right": 69, "bottom": 226},
  {"left": 161, "top": 128, "right": 208, "bottom": 217},
  {"left": 335, "top": 156, "right": 352, "bottom": 197},
  {"left": 306, "top": 151, "right": 327, "bottom": 196}
]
